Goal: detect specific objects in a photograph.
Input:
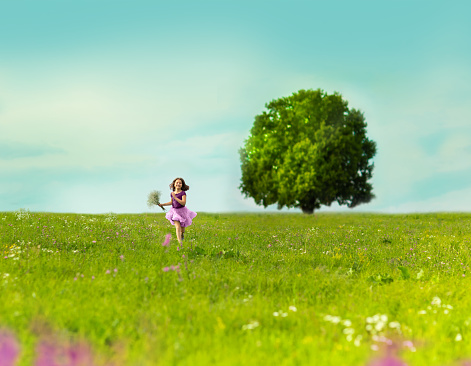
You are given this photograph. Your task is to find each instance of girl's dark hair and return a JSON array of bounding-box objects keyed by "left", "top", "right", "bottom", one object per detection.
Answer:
[{"left": 169, "top": 177, "right": 189, "bottom": 191}]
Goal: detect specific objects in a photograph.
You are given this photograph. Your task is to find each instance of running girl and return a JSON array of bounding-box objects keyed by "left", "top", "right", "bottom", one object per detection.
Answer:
[{"left": 159, "top": 177, "right": 197, "bottom": 244}]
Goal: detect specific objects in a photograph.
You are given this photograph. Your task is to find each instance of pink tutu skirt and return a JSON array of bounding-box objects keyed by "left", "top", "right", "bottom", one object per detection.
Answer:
[{"left": 165, "top": 207, "right": 197, "bottom": 228}]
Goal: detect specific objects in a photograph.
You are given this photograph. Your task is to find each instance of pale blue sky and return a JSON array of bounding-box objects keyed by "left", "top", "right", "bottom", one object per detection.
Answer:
[{"left": 1, "top": 0, "right": 470, "bottom": 213}]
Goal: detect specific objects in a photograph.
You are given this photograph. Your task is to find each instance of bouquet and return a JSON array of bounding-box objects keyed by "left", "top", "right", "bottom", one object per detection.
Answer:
[{"left": 147, "top": 190, "right": 166, "bottom": 211}]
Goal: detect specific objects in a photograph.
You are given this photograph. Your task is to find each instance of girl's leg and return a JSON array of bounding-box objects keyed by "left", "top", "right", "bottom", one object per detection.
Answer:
[
  {"left": 174, "top": 221, "right": 183, "bottom": 244},
  {"left": 182, "top": 226, "right": 185, "bottom": 240}
]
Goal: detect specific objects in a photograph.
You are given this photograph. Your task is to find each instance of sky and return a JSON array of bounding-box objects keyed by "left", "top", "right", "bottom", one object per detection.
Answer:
[{"left": 1, "top": 0, "right": 470, "bottom": 214}]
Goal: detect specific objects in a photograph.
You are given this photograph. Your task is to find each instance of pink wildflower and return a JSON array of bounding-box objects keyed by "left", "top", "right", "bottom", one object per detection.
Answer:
[
  {"left": 163, "top": 267, "right": 170, "bottom": 272},
  {"left": 119, "top": 255, "right": 124, "bottom": 260},
  {"left": 162, "top": 233, "right": 171, "bottom": 247},
  {"left": 0, "top": 330, "right": 20, "bottom": 366},
  {"left": 105, "top": 270, "right": 110, "bottom": 274},
  {"left": 36, "top": 340, "right": 95, "bottom": 366}
]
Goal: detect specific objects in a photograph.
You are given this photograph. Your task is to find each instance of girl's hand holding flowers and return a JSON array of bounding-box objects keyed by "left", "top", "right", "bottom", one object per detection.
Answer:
[{"left": 147, "top": 190, "right": 166, "bottom": 211}]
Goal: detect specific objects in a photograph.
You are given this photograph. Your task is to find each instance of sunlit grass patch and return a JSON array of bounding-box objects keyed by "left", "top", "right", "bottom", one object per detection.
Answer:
[{"left": 1, "top": 211, "right": 471, "bottom": 365}]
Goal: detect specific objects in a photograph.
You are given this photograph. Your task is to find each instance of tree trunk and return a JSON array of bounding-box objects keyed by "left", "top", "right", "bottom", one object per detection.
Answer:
[{"left": 301, "top": 206, "right": 314, "bottom": 214}]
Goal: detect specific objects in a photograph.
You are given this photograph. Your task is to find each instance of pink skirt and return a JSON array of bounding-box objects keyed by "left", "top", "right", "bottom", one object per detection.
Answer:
[{"left": 165, "top": 207, "right": 197, "bottom": 228}]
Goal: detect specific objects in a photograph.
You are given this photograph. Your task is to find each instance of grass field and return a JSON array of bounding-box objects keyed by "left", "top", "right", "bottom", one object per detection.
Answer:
[{"left": 1, "top": 210, "right": 471, "bottom": 365}]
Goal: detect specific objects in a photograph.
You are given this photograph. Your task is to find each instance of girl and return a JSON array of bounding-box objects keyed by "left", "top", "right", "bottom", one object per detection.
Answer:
[{"left": 159, "top": 177, "right": 197, "bottom": 244}]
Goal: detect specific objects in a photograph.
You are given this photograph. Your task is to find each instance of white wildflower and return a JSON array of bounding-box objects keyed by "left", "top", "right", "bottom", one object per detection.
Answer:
[
  {"left": 147, "top": 190, "right": 165, "bottom": 211},
  {"left": 455, "top": 333, "right": 463, "bottom": 341},
  {"left": 342, "top": 320, "right": 352, "bottom": 327},
  {"left": 242, "top": 321, "right": 260, "bottom": 330},
  {"left": 330, "top": 316, "right": 341, "bottom": 324},
  {"left": 416, "top": 269, "right": 424, "bottom": 279},
  {"left": 375, "top": 322, "right": 385, "bottom": 332},
  {"left": 354, "top": 335, "right": 362, "bottom": 347}
]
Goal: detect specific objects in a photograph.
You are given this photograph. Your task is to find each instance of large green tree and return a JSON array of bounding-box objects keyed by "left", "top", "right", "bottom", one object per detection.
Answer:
[{"left": 239, "top": 89, "right": 377, "bottom": 214}]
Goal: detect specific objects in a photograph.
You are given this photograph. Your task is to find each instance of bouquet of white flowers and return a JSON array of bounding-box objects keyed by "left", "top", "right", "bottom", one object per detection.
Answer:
[{"left": 147, "top": 190, "right": 165, "bottom": 211}]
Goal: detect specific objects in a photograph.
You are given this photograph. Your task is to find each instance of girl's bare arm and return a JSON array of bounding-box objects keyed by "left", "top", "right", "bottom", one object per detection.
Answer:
[{"left": 160, "top": 200, "right": 172, "bottom": 207}]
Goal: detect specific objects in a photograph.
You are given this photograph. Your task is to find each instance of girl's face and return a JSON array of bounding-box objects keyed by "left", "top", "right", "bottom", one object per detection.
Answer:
[{"left": 174, "top": 179, "right": 182, "bottom": 190}]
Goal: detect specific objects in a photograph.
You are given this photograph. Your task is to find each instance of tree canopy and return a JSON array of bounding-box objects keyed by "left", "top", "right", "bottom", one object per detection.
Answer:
[{"left": 239, "top": 89, "right": 377, "bottom": 214}]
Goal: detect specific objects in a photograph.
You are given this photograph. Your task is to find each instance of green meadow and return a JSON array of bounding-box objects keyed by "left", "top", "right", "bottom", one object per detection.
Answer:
[{"left": 1, "top": 210, "right": 471, "bottom": 365}]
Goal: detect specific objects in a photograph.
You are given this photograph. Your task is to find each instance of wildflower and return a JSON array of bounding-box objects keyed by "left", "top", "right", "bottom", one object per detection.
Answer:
[
  {"left": 354, "top": 335, "right": 362, "bottom": 347},
  {"left": 0, "top": 330, "right": 20, "bottom": 365},
  {"left": 91, "top": 241, "right": 96, "bottom": 243},
  {"left": 162, "top": 234, "right": 171, "bottom": 247},
  {"left": 289, "top": 306, "right": 297, "bottom": 312},
  {"left": 91, "top": 276, "right": 95, "bottom": 280},
  {"left": 403, "top": 340, "right": 414, "bottom": 349},
  {"left": 163, "top": 267, "right": 170, "bottom": 272},
  {"left": 455, "top": 333, "right": 463, "bottom": 341},
  {"left": 114, "top": 268, "right": 117, "bottom": 273},
  {"left": 431, "top": 297, "right": 441, "bottom": 307},
  {"left": 119, "top": 255, "right": 124, "bottom": 260},
  {"left": 106, "top": 270, "right": 110, "bottom": 274},
  {"left": 36, "top": 339, "right": 94, "bottom": 366},
  {"left": 242, "top": 321, "right": 260, "bottom": 330},
  {"left": 147, "top": 190, "right": 165, "bottom": 210},
  {"left": 324, "top": 315, "right": 341, "bottom": 324}
]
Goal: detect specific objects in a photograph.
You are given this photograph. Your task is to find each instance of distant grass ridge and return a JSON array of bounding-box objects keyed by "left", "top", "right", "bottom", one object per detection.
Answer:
[{"left": 1, "top": 211, "right": 471, "bottom": 365}]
